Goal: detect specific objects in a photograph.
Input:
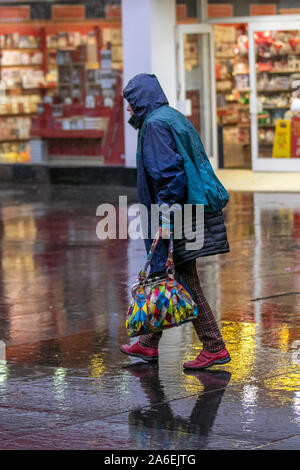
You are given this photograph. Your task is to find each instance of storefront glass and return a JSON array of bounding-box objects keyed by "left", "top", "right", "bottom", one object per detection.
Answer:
[
  {"left": 0, "top": 0, "right": 198, "bottom": 166},
  {"left": 213, "top": 23, "right": 251, "bottom": 169},
  {"left": 183, "top": 31, "right": 214, "bottom": 157},
  {"left": 254, "top": 28, "right": 300, "bottom": 160},
  {"left": 212, "top": 20, "right": 300, "bottom": 170},
  {"left": 0, "top": 1, "right": 124, "bottom": 165}
]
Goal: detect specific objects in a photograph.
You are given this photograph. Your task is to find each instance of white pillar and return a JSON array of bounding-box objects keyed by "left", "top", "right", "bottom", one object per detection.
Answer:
[{"left": 121, "top": 0, "right": 177, "bottom": 168}]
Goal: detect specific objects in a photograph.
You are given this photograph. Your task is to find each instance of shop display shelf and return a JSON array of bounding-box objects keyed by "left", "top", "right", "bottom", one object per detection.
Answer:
[
  {"left": 19, "top": 85, "right": 56, "bottom": 91},
  {"left": 5, "top": 87, "right": 40, "bottom": 92},
  {"left": 39, "top": 83, "right": 57, "bottom": 89},
  {"left": 258, "top": 69, "right": 300, "bottom": 74},
  {"left": 31, "top": 129, "right": 105, "bottom": 139},
  {"left": 257, "top": 53, "right": 300, "bottom": 58},
  {"left": 0, "top": 64, "right": 43, "bottom": 68},
  {"left": 262, "top": 105, "right": 290, "bottom": 109},
  {"left": 47, "top": 48, "right": 76, "bottom": 52},
  {"left": 257, "top": 88, "right": 292, "bottom": 93},
  {"left": 0, "top": 112, "right": 37, "bottom": 117},
  {"left": 215, "top": 55, "right": 235, "bottom": 59},
  {"left": 0, "top": 48, "right": 40, "bottom": 52},
  {"left": 0, "top": 137, "right": 30, "bottom": 142}
]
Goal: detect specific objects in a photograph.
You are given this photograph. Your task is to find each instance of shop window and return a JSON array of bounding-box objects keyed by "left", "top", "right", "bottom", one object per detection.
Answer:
[
  {"left": 0, "top": 6, "right": 124, "bottom": 165},
  {"left": 214, "top": 23, "right": 251, "bottom": 168},
  {"left": 255, "top": 29, "right": 300, "bottom": 159}
]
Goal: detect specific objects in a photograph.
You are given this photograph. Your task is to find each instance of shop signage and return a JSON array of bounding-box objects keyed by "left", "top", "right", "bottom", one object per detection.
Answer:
[
  {"left": 291, "top": 117, "right": 300, "bottom": 158},
  {"left": 250, "top": 4, "right": 277, "bottom": 16},
  {"left": 176, "top": 5, "right": 188, "bottom": 19},
  {"left": 105, "top": 6, "right": 121, "bottom": 20},
  {"left": 207, "top": 4, "right": 233, "bottom": 18},
  {"left": 0, "top": 6, "right": 29, "bottom": 20},
  {"left": 52, "top": 5, "right": 85, "bottom": 20},
  {"left": 272, "top": 119, "right": 291, "bottom": 158},
  {"left": 279, "top": 8, "right": 300, "bottom": 15}
]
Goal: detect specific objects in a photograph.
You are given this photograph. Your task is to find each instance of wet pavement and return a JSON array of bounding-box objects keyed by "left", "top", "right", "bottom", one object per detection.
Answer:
[{"left": 0, "top": 183, "right": 299, "bottom": 450}]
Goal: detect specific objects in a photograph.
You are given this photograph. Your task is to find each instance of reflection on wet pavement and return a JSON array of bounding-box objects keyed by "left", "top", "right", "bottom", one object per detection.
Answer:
[{"left": 0, "top": 185, "right": 299, "bottom": 449}]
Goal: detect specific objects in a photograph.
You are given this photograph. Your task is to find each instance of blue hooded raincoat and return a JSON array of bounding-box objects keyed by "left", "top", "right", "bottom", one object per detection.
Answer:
[{"left": 123, "top": 73, "right": 229, "bottom": 274}]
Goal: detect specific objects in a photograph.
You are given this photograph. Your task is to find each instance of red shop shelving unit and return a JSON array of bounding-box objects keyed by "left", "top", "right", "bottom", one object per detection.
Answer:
[
  {"left": 30, "top": 72, "right": 124, "bottom": 165},
  {"left": 0, "top": 15, "right": 124, "bottom": 165}
]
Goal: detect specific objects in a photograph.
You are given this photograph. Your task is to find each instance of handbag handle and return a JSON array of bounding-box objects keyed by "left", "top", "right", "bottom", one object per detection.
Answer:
[{"left": 138, "top": 230, "right": 175, "bottom": 283}]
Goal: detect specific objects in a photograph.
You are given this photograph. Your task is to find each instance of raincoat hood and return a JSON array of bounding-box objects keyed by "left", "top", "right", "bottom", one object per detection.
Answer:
[{"left": 123, "top": 73, "right": 169, "bottom": 129}]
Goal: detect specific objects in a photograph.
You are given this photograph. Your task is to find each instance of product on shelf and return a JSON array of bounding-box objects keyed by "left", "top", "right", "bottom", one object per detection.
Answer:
[
  {"left": 0, "top": 142, "right": 30, "bottom": 163},
  {"left": 1, "top": 68, "right": 46, "bottom": 89},
  {"left": 0, "top": 94, "right": 41, "bottom": 115},
  {"left": 0, "top": 21, "right": 123, "bottom": 164},
  {"left": 258, "top": 111, "right": 272, "bottom": 125},
  {"left": 0, "top": 116, "right": 31, "bottom": 141},
  {"left": 214, "top": 26, "right": 250, "bottom": 129},
  {"left": 183, "top": 34, "right": 199, "bottom": 71},
  {"left": 0, "top": 50, "right": 43, "bottom": 66},
  {"left": 215, "top": 42, "right": 234, "bottom": 58},
  {"left": 254, "top": 29, "right": 300, "bottom": 157},
  {"left": 0, "top": 33, "right": 40, "bottom": 49},
  {"left": 102, "top": 28, "right": 123, "bottom": 69},
  {"left": 234, "top": 74, "right": 249, "bottom": 90}
]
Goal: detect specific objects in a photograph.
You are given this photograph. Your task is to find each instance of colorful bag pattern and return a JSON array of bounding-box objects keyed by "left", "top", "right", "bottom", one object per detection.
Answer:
[{"left": 126, "top": 230, "right": 198, "bottom": 337}]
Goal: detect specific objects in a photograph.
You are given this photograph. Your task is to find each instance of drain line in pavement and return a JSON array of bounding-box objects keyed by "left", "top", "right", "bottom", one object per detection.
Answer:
[{"left": 251, "top": 292, "right": 300, "bottom": 301}]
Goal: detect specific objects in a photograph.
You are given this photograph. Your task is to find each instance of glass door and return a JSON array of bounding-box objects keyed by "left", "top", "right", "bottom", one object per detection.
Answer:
[
  {"left": 249, "top": 21, "right": 300, "bottom": 171},
  {"left": 177, "top": 24, "right": 218, "bottom": 168}
]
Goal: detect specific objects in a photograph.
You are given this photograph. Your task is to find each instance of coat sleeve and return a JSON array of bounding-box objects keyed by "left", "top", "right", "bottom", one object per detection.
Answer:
[{"left": 142, "top": 120, "right": 187, "bottom": 226}]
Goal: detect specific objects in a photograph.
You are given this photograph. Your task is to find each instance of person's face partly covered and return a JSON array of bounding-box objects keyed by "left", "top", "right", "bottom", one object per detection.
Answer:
[{"left": 126, "top": 103, "right": 134, "bottom": 116}]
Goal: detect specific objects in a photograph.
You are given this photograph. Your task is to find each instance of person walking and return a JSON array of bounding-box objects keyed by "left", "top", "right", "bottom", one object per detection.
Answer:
[{"left": 120, "top": 73, "right": 231, "bottom": 370}]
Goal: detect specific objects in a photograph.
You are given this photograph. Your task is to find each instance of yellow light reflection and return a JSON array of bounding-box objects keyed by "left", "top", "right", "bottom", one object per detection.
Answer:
[
  {"left": 2, "top": 254, "right": 35, "bottom": 276},
  {"left": 2, "top": 211, "right": 37, "bottom": 241},
  {"left": 88, "top": 353, "right": 105, "bottom": 378},
  {"left": 264, "top": 366, "right": 300, "bottom": 393},
  {"left": 182, "top": 329, "right": 203, "bottom": 393},
  {"left": 278, "top": 323, "right": 290, "bottom": 353},
  {"left": 182, "top": 372, "right": 205, "bottom": 394},
  {"left": 1, "top": 208, "right": 37, "bottom": 277},
  {"left": 220, "top": 321, "right": 257, "bottom": 384}
]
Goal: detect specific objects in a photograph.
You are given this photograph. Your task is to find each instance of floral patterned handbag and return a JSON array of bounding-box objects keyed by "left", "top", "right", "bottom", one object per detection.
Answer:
[{"left": 126, "top": 230, "right": 198, "bottom": 337}]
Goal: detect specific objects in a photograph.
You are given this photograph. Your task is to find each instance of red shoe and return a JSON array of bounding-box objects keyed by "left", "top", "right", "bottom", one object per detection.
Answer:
[
  {"left": 120, "top": 341, "right": 158, "bottom": 363},
  {"left": 183, "top": 348, "right": 231, "bottom": 370}
]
